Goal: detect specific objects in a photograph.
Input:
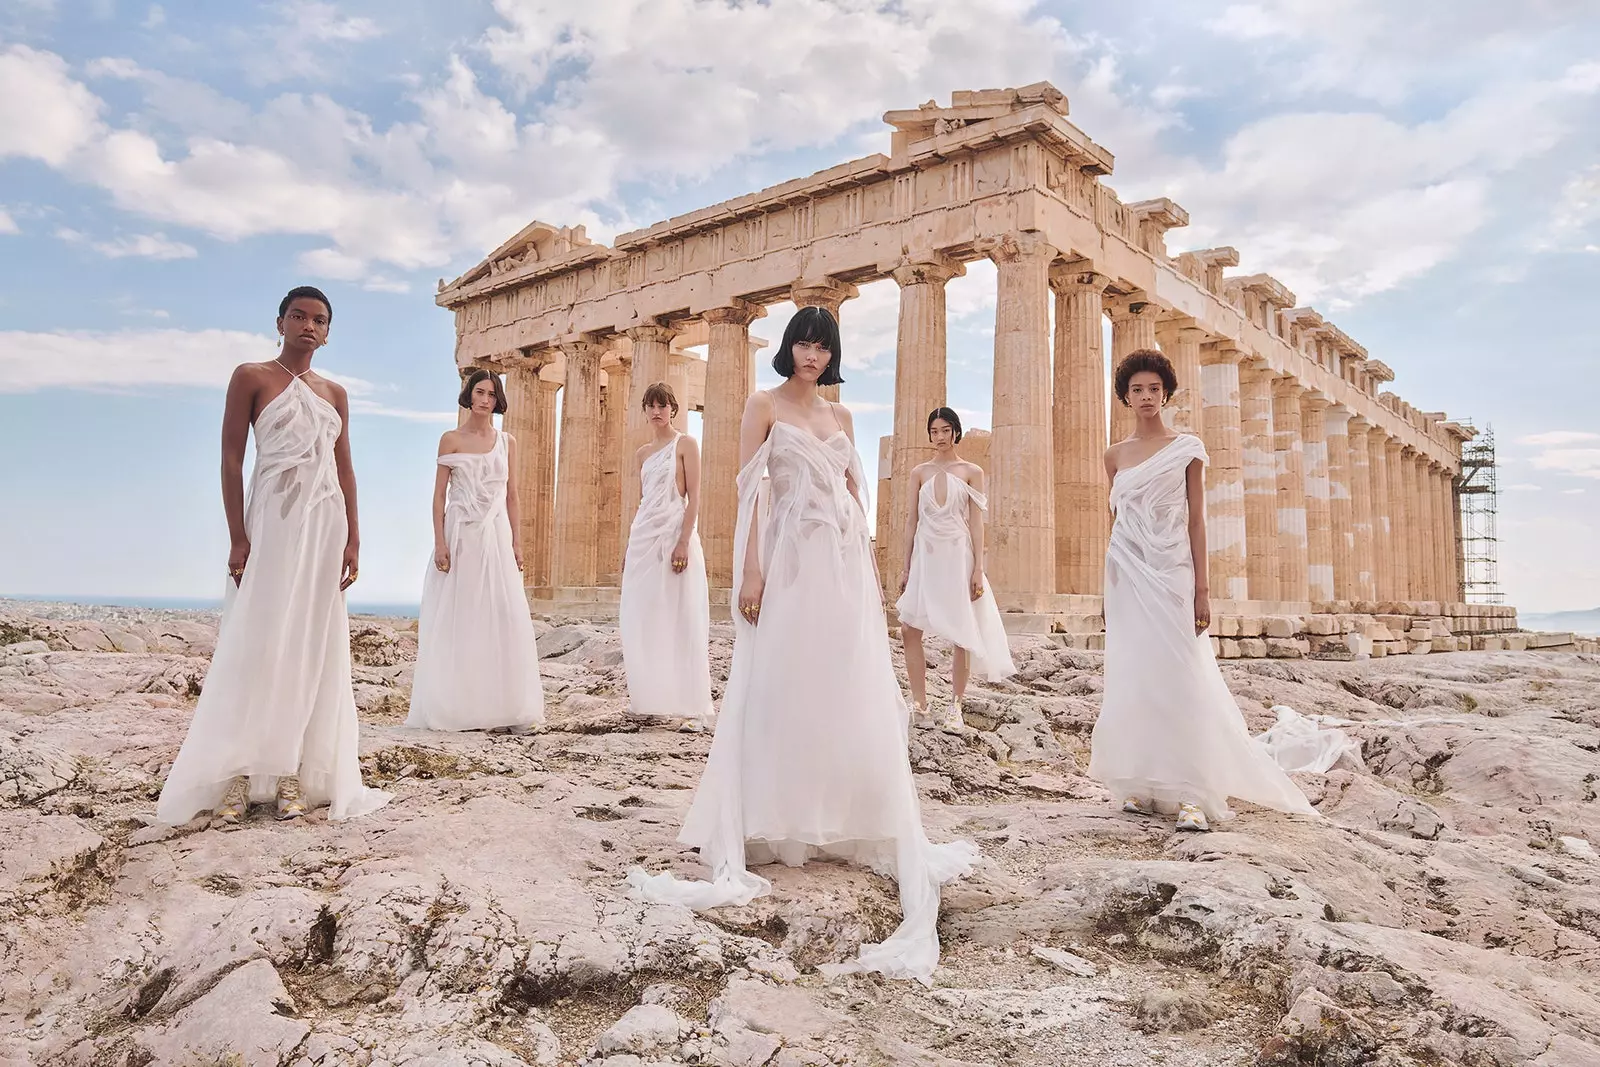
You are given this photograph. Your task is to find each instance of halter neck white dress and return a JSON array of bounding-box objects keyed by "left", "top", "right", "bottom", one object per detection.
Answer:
[
  {"left": 620, "top": 434, "right": 713, "bottom": 722},
  {"left": 895, "top": 468, "right": 1016, "bottom": 681},
  {"left": 156, "top": 373, "right": 391, "bottom": 824},
  {"left": 628, "top": 419, "right": 977, "bottom": 983},
  {"left": 1089, "top": 434, "right": 1315, "bottom": 821},
  {"left": 408, "top": 429, "right": 545, "bottom": 731}
]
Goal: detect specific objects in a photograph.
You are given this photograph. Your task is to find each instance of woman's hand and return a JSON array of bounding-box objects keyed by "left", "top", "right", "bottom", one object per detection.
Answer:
[
  {"left": 340, "top": 541, "right": 360, "bottom": 592},
  {"left": 970, "top": 568, "right": 986, "bottom": 602},
  {"left": 738, "top": 571, "right": 765, "bottom": 626},
  {"left": 433, "top": 543, "right": 451, "bottom": 574},
  {"left": 671, "top": 540, "right": 690, "bottom": 574},
  {"left": 1194, "top": 587, "right": 1212, "bottom": 635},
  {"left": 227, "top": 537, "right": 250, "bottom": 587},
  {"left": 898, "top": 567, "right": 911, "bottom": 596},
  {"left": 512, "top": 541, "right": 524, "bottom": 572}
]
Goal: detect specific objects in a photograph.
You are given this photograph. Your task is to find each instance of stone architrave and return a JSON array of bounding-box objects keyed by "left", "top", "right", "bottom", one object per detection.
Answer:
[
  {"left": 1323, "top": 405, "right": 1354, "bottom": 602},
  {"left": 791, "top": 277, "right": 859, "bottom": 403},
  {"left": 1049, "top": 263, "right": 1111, "bottom": 595},
  {"left": 1346, "top": 417, "right": 1376, "bottom": 603},
  {"left": 1436, "top": 467, "right": 1458, "bottom": 604},
  {"left": 1239, "top": 362, "right": 1279, "bottom": 601},
  {"left": 1271, "top": 378, "right": 1309, "bottom": 604},
  {"left": 596, "top": 354, "right": 631, "bottom": 586},
  {"left": 1108, "top": 296, "right": 1160, "bottom": 444},
  {"left": 885, "top": 254, "right": 964, "bottom": 590},
  {"left": 1384, "top": 438, "right": 1410, "bottom": 601},
  {"left": 1199, "top": 343, "right": 1247, "bottom": 601},
  {"left": 1301, "top": 395, "right": 1334, "bottom": 605},
  {"left": 702, "top": 301, "right": 763, "bottom": 588},
  {"left": 1368, "top": 429, "right": 1393, "bottom": 602},
  {"left": 1412, "top": 453, "right": 1438, "bottom": 602},
  {"left": 623, "top": 324, "right": 679, "bottom": 540},
  {"left": 981, "top": 231, "right": 1058, "bottom": 607},
  {"left": 552, "top": 340, "right": 605, "bottom": 588},
  {"left": 1155, "top": 322, "right": 1207, "bottom": 435}
]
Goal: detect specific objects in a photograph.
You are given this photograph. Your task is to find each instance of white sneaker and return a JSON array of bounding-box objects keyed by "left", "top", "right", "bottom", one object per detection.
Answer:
[
  {"left": 934, "top": 699, "right": 965, "bottom": 732},
  {"left": 1176, "top": 802, "right": 1211, "bottom": 832},
  {"left": 1122, "top": 796, "right": 1155, "bottom": 816}
]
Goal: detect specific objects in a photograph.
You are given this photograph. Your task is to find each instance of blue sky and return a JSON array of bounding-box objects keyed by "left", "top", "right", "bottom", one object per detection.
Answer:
[{"left": 2, "top": 0, "right": 1597, "bottom": 612}]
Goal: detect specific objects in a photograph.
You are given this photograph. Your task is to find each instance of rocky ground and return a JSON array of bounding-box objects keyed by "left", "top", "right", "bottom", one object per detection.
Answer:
[{"left": 1, "top": 599, "right": 1598, "bottom": 1067}]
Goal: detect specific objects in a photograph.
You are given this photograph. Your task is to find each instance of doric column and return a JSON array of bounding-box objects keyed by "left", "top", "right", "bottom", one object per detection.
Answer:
[
  {"left": 983, "top": 232, "right": 1057, "bottom": 606},
  {"left": 622, "top": 324, "right": 679, "bottom": 538},
  {"left": 1239, "top": 362, "right": 1279, "bottom": 601},
  {"left": 1323, "top": 405, "right": 1354, "bottom": 602},
  {"left": 666, "top": 353, "right": 692, "bottom": 432},
  {"left": 886, "top": 254, "right": 964, "bottom": 589},
  {"left": 1368, "top": 430, "right": 1394, "bottom": 602},
  {"left": 1436, "top": 466, "right": 1458, "bottom": 604},
  {"left": 1384, "top": 439, "right": 1409, "bottom": 601},
  {"left": 1199, "top": 343, "right": 1247, "bottom": 601},
  {"left": 702, "top": 301, "right": 763, "bottom": 589},
  {"left": 1049, "top": 264, "right": 1111, "bottom": 595},
  {"left": 1400, "top": 449, "right": 1424, "bottom": 602},
  {"left": 1271, "top": 378, "right": 1309, "bottom": 603},
  {"left": 596, "top": 353, "right": 631, "bottom": 587},
  {"left": 1301, "top": 396, "right": 1334, "bottom": 604},
  {"left": 1412, "top": 453, "right": 1438, "bottom": 602},
  {"left": 1108, "top": 296, "right": 1160, "bottom": 444},
  {"left": 1155, "top": 322, "right": 1207, "bottom": 434},
  {"left": 1346, "top": 417, "right": 1376, "bottom": 603},
  {"left": 503, "top": 361, "right": 552, "bottom": 593},
  {"left": 552, "top": 340, "right": 605, "bottom": 588},
  {"left": 791, "top": 277, "right": 859, "bottom": 403}
]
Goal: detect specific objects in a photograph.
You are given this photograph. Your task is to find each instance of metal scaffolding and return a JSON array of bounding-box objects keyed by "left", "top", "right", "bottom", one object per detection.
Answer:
[{"left": 1457, "top": 424, "right": 1502, "bottom": 604}]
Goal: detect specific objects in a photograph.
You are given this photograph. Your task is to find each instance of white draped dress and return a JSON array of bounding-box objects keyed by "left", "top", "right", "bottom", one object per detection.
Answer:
[
  {"left": 1089, "top": 434, "right": 1316, "bottom": 822},
  {"left": 628, "top": 420, "right": 977, "bottom": 983},
  {"left": 156, "top": 375, "right": 392, "bottom": 824},
  {"left": 408, "top": 430, "right": 545, "bottom": 732},
  {"left": 895, "top": 469, "right": 1016, "bottom": 681},
  {"left": 620, "top": 434, "right": 713, "bottom": 722}
]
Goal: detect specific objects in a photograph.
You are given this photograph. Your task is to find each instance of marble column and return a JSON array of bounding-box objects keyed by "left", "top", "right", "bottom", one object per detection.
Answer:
[
  {"left": 1347, "top": 417, "right": 1376, "bottom": 603},
  {"left": 1412, "top": 453, "right": 1438, "bottom": 603},
  {"left": 702, "top": 301, "right": 762, "bottom": 589},
  {"left": 1155, "top": 322, "right": 1207, "bottom": 435},
  {"left": 596, "top": 354, "right": 630, "bottom": 587},
  {"left": 1239, "top": 363, "right": 1279, "bottom": 601},
  {"left": 1271, "top": 378, "right": 1309, "bottom": 603},
  {"left": 1384, "top": 439, "right": 1410, "bottom": 601},
  {"left": 791, "top": 278, "right": 859, "bottom": 403},
  {"left": 503, "top": 362, "right": 546, "bottom": 593},
  {"left": 1400, "top": 449, "right": 1424, "bottom": 602},
  {"left": 1324, "top": 405, "right": 1354, "bottom": 602},
  {"left": 886, "top": 254, "right": 963, "bottom": 590},
  {"left": 1369, "top": 431, "right": 1394, "bottom": 603},
  {"left": 1199, "top": 343, "right": 1247, "bottom": 601},
  {"left": 1436, "top": 467, "right": 1458, "bottom": 604},
  {"left": 552, "top": 340, "right": 604, "bottom": 589},
  {"left": 1108, "top": 297, "right": 1160, "bottom": 444},
  {"left": 665, "top": 353, "right": 692, "bottom": 433},
  {"left": 623, "top": 324, "right": 678, "bottom": 540},
  {"left": 1301, "top": 396, "right": 1334, "bottom": 604},
  {"left": 1049, "top": 264, "right": 1110, "bottom": 595},
  {"left": 985, "top": 232, "right": 1057, "bottom": 606}
]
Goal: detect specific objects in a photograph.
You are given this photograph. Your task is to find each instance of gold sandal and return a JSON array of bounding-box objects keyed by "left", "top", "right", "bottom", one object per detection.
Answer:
[
  {"left": 275, "top": 774, "right": 307, "bottom": 821},
  {"left": 214, "top": 775, "right": 250, "bottom": 825},
  {"left": 1122, "top": 796, "right": 1156, "bottom": 816},
  {"left": 1176, "top": 802, "right": 1211, "bottom": 832}
]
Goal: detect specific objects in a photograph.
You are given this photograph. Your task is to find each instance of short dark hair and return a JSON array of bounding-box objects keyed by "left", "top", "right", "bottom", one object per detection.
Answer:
[
  {"left": 927, "top": 406, "right": 963, "bottom": 443},
  {"left": 278, "top": 285, "right": 332, "bottom": 322},
  {"left": 772, "top": 305, "right": 844, "bottom": 386},
  {"left": 1114, "top": 349, "right": 1177, "bottom": 406},
  {"left": 458, "top": 368, "right": 508, "bottom": 414},
  {"left": 641, "top": 381, "right": 679, "bottom": 415}
]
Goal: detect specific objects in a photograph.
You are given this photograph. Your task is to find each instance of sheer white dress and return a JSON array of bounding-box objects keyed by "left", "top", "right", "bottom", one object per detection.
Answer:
[
  {"left": 1089, "top": 434, "right": 1316, "bottom": 822},
  {"left": 620, "top": 434, "right": 713, "bottom": 722},
  {"left": 407, "top": 429, "right": 545, "bottom": 731},
  {"left": 628, "top": 420, "right": 977, "bottom": 982},
  {"left": 895, "top": 469, "right": 1016, "bottom": 681},
  {"left": 156, "top": 374, "right": 392, "bottom": 824}
]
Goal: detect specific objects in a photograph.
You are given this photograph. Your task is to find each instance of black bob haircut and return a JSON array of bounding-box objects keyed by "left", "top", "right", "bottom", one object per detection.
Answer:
[
  {"left": 278, "top": 285, "right": 333, "bottom": 322},
  {"left": 927, "top": 406, "right": 963, "bottom": 443},
  {"left": 1114, "top": 349, "right": 1178, "bottom": 406},
  {"left": 771, "top": 306, "right": 844, "bottom": 386},
  {"left": 458, "top": 368, "right": 509, "bottom": 415}
]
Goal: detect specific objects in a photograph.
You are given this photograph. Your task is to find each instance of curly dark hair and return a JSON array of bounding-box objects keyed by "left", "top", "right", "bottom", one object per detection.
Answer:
[{"left": 1113, "top": 349, "right": 1177, "bottom": 406}]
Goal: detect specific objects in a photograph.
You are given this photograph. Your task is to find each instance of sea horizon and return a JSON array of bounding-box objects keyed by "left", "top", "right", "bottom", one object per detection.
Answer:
[{"left": 0, "top": 592, "right": 421, "bottom": 619}]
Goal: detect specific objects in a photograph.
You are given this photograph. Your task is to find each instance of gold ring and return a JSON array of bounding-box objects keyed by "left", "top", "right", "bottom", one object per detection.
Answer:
[{"left": 229, "top": 568, "right": 243, "bottom": 577}]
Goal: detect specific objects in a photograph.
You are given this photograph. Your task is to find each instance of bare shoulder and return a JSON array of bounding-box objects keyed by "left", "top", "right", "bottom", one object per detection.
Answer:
[
  {"left": 831, "top": 401, "right": 855, "bottom": 429},
  {"left": 438, "top": 428, "right": 462, "bottom": 455},
  {"left": 633, "top": 439, "right": 655, "bottom": 461},
  {"left": 957, "top": 460, "right": 985, "bottom": 483},
  {"left": 744, "top": 389, "right": 776, "bottom": 415},
  {"left": 677, "top": 433, "right": 700, "bottom": 456},
  {"left": 502, "top": 431, "right": 517, "bottom": 447}
]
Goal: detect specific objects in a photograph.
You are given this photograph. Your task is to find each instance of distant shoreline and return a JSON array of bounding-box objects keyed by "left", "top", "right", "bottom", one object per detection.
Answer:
[{"left": 0, "top": 593, "right": 421, "bottom": 619}]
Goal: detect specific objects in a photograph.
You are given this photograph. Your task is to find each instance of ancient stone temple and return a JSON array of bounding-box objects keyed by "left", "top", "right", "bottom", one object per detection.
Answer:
[{"left": 437, "top": 83, "right": 1515, "bottom": 657}]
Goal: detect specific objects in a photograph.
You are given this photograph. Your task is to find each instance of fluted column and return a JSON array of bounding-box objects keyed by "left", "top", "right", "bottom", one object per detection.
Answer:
[
  {"left": 1239, "top": 363, "right": 1279, "bottom": 601},
  {"left": 1301, "top": 396, "right": 1334, "bottom": 604},
  {"left": 1271, "top": 378, "right": 1309, "bottom": 603},
  {"left": 1049, "top": 264, "right": 1110, "bottom": 595},
  {"left": 552, "top": 340, "right": 605, "bottom": 588},
  {"left": 1108, "top": 297, "right": 1160, "bottom": 443},
  {"left": 665, "top": 353, "right": 691, "bottom": 432},
  {"left": 596, "top": 354, "right": 631, "bottom": 586},
  {"left": 1384, "top": 439, "right": 1410, "bottom": 601},
  {"left": 791, "top": 278, "right": 859, "bottom": 403},
  {"left": 1155, "top": 322, "right": 1206, "bottom": 434},
  {"left": 1412, "top": 453, "right": 1437, "bottom": 602},
  {"left": 1347, "top": 417, "right": 1376, "bottom": 603},
  {"left": 702, "top": 301, "right": 763, "bottom": 589},
  {"left": 1369, "top": 431, "right": 1394, "bottom": 602},
  {"left": 886, "top": 254, "right": 964, "bottom": 590},
  {"left": 1400, "top": 449, "right": 1424, "bottom": 602},
  {"left": 1199, "top": 343, "right": 1247, "bottom": 601},
  {"left": 623, "top": 324, "right": 678, "bottom": 539},
  {"left": 984, "top": 232, "right": 1057, "bottom": 606},
  {"left": 1436, "top": 467, "right": 1458, "bottom": 604},
  {"left": 504, "top": 362, "right": 550, "bottom": 593},
  {"left": 1324, "top": 405, "right": 1355, "bottom": 602}
]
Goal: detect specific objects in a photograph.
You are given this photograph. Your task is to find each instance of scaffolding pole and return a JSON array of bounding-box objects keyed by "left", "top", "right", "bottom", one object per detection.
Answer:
[{"left": 1457, "top": 423, "right": 1502, "bottom": 604}]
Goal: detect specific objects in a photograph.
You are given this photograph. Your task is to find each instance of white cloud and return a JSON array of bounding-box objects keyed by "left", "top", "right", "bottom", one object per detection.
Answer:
[
  {"left": 143, "top": 5, "right": 165, "bottom": 28},
  {"left": 1529, "top": 448, "right": 1600, "bottom": 479},
  {"left": 0, "top": 45, "right": 104, "bottom": 166},
  {"left": 1540, "top": 164, "right": 1600, "bottom": 252},
  {"left": 1518, "top": 430, "right": 1600, "bottom": 446},
  {"left": 1562, "top": 488, "right": 1587, "bottom": 494},
  {"left": 0, "top": 208, "right": 17, "bottom": 235},
  {"left": 242, "top": 1, "right": 384, "bottom": 84},
  {"left": 56, "top": 227, "right": 197, "bottom": 260}
]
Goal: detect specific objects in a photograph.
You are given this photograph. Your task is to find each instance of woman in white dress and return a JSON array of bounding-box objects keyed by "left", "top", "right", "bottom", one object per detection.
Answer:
[
  {"left": 896, "top": 406, "right": 1015, "bottom": 729},
  {"left": 406, "top": 370, "right": 545, "bottom": 732},
  {"left": 619, "top": 381, "right": 713, "bottom": 727},
  {"left": 1090, "top": 350, "right": 1316, "bottom": 832},
  {"left": 627, "top": 307, "right": 977, "bottom": 983},
  {"left": 157, "top": 286, "right": 390, "bottom": 826}
]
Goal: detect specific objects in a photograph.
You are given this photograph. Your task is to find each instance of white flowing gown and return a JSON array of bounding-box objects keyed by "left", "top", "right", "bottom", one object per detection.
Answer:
[
  {"left": 628, "top": 420, "right": 978, "bottom": 983},
  {"left": 408, "top": 430, "right": 545, "bottom": 732},
  {"left": 895, "top": 469, "right": 1016, "bottom": 681},
  {"left": 1089, "top": 434, "right": 1316, "bottom": 822},
  {"left": 156, "top": 375, "right": 392, "bottom": 824},
  {"left": 619, "top": 434, "right": 713, "bottom": 722}
]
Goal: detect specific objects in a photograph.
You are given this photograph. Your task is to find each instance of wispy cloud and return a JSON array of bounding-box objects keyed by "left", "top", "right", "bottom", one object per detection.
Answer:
[
  {"left": 1518, "top": 430, "right": 1600, "bottom": 446},
  {"left": 56, "top": 227, "right": 197, "bottom": 260}
]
